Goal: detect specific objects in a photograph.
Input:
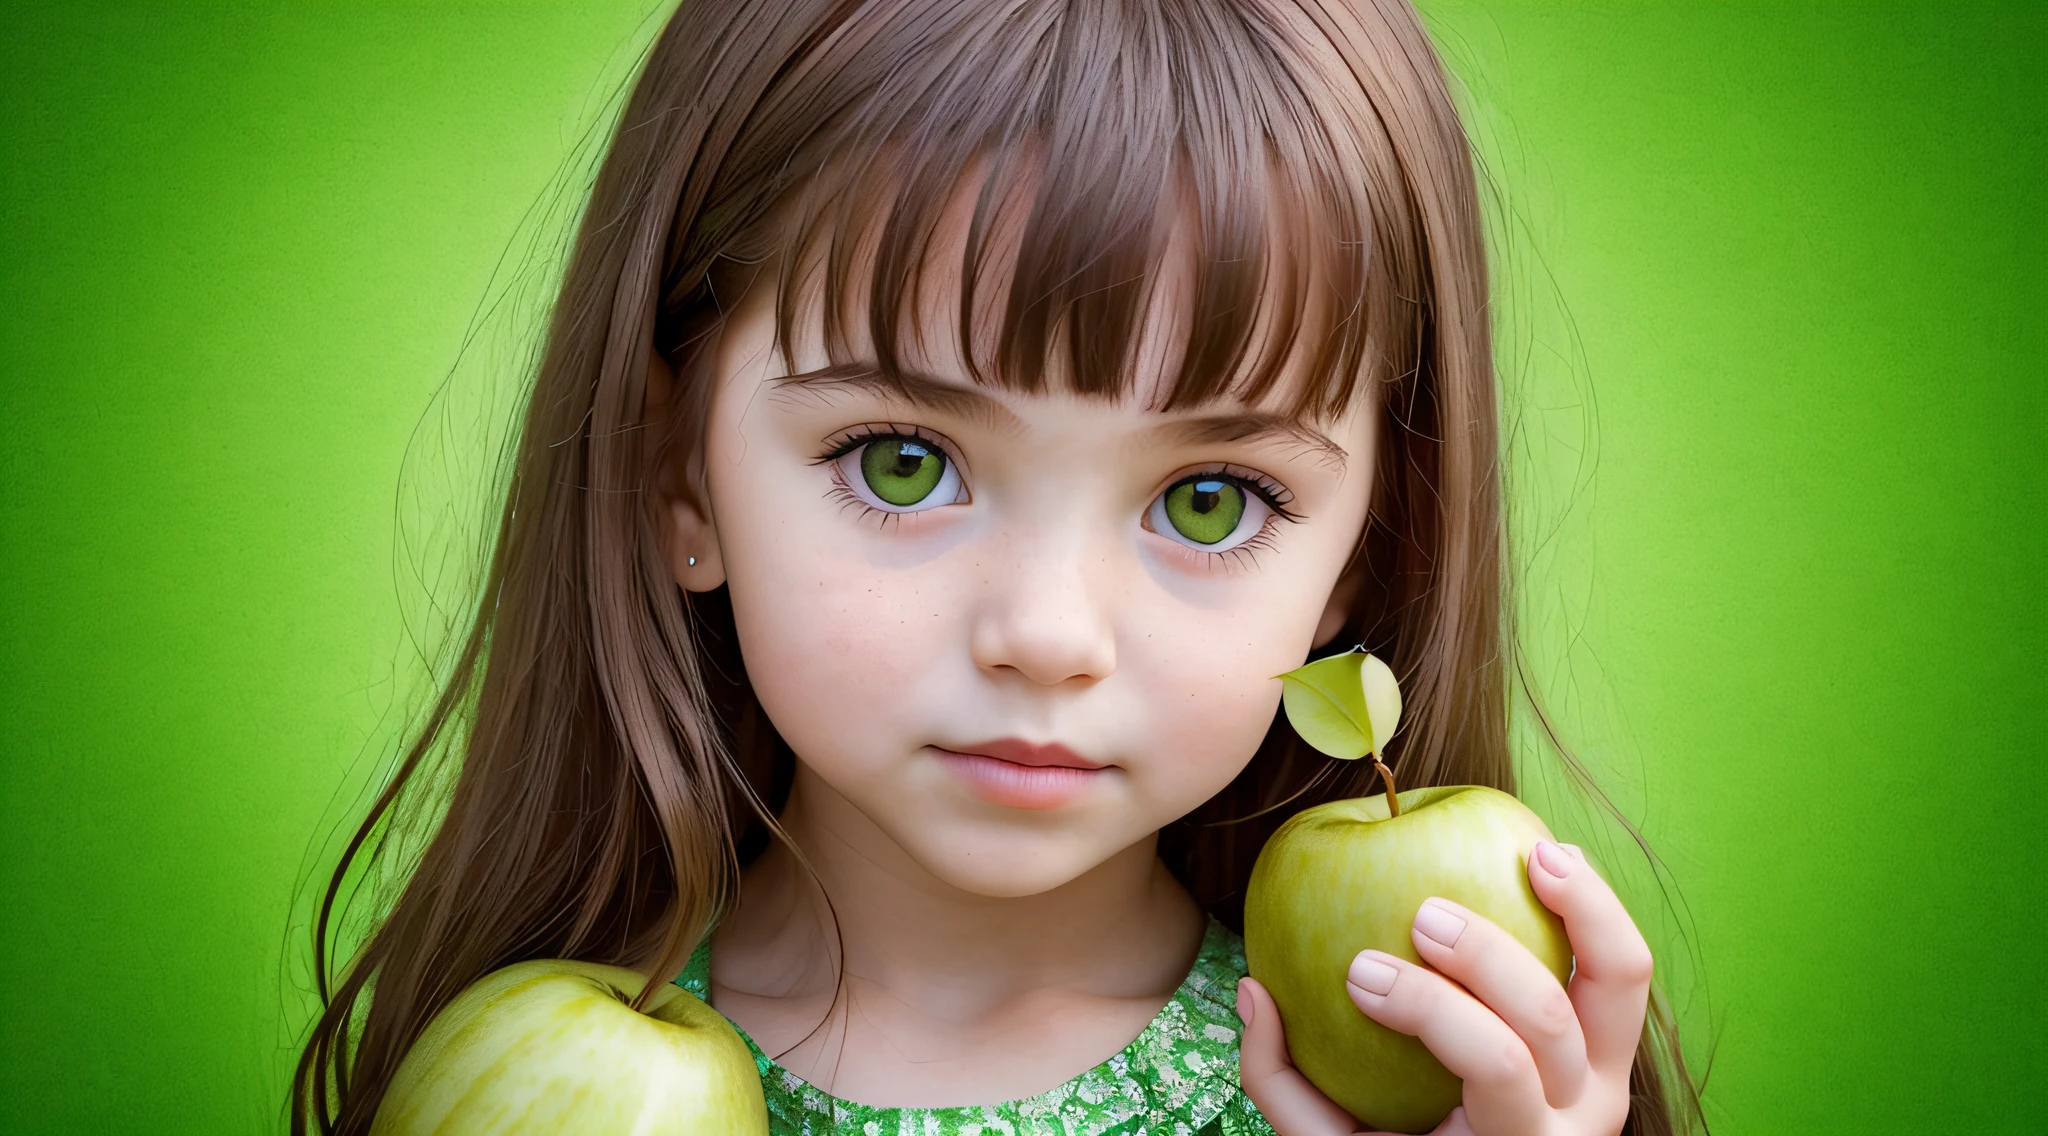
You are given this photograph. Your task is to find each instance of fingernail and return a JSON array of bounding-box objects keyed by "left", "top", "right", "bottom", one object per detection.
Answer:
[
  {"left": 1235, "top": 978, "right": 1254, "bottom": 1025},
  {"left": 1413, "top": 899, "right": 1467, "bottom": 948},
  {"left": 1535, "top": 840, "right": 1575, "bottom": 878},
  {"left": 1347, "top": 951, "right": 1398, "bottom": 996}
]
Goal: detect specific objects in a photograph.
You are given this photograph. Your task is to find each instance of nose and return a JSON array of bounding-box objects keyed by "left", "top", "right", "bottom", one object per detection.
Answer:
[{"left": 967, "top": 529, "right": 1118, "bottom": 687}]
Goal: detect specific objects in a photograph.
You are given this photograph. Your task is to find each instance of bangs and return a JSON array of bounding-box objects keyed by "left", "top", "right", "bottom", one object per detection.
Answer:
[{"left": 693, "top": 0, "right": 1425, "bottom": 425}]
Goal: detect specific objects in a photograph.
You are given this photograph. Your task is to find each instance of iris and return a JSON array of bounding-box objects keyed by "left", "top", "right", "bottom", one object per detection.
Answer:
[
  {"left": 1164, "top": 478, "right": 1245, "bottom": 545},
  {"left": 860, "top": 440, "right": 946, "bottom": 506}
]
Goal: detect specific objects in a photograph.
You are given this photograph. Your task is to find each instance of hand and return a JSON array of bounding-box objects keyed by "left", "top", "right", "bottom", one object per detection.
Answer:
[{"left": 1236, "top": 840, "right": 1652, "bottom": 1136}]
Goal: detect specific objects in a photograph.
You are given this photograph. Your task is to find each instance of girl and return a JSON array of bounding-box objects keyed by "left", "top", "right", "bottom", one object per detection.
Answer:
[{"left": 294, "top": 0, "right": 1704, "bottom": 1132}]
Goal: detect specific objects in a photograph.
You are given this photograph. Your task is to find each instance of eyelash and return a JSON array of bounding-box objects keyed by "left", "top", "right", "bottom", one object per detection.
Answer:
[
  {"left": 812, "top": 423, "right": 965, "bottom": 528},
  {"left": 814, "top": 422, "right": 956, "bottom": 465},
  {"left": 1152, "top": 465, "right": 1304, "bottom": 571},
  {"left": 1191, "top": 465, "right": 1301, "bottom": 520},
  {"left": 810, "top": 428, "right": 1305, "bottom": 562}
]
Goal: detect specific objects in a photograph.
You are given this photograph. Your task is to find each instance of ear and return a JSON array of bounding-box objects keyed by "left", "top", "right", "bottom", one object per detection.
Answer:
[
  {"left": 647, "top": 347, "right": 727, "bottom": 593},
  {"left": 1312, "top": 560, "right": 1365, "bottom": 649}
]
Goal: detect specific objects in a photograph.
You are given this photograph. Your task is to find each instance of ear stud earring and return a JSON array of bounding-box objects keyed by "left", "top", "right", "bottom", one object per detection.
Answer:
[{"left": 687, "top": 556, "right": 697, "bottom": 566}]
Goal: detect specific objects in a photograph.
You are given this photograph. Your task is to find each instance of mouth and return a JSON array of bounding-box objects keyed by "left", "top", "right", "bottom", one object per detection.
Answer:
[{"left": 931, "top": 739, "right": 1108, "bottom": 810}]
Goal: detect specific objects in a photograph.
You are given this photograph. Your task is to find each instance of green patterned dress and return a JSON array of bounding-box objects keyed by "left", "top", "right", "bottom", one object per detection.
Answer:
[{"left": 673, "top": 919, "right": 1279, "bottom": 1136}]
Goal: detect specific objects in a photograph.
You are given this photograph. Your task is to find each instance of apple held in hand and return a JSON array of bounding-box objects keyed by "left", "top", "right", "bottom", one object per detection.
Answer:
[
  {"left": 373, "top": 958, "right": 767, "bottom": 1136},
  {"left": 1243, "top": 651, "right": 1572, "bottom": 1134},
  {"left": 1245, "top": 786, "right": 1571, "bottom": 1133}
]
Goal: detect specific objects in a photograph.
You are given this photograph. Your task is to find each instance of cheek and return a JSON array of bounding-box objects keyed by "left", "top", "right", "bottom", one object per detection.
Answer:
[
  {"left": 1117, "top": 512, "right": 1364, "bottom": 808},
  {"left": 710, "top": 458, "right": 963, "bottom": 776},
  {"left": 1116, "top": 603, "right": 1300, "bottom": 810},
  {"left": 741, "top": 568, "right": 955, "bottom": 760}
]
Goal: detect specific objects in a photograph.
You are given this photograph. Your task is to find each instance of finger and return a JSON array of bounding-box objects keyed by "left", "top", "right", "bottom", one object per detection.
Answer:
[
  {"left": 1344, "top": 951, "right": 1548, "bottom": 1135},
  {"left": 1237, "top": 977, "right": 1367, "bottom": 1136},
  {"left": 1527, "top": 840, "right": 1654, "bottom": 1076},
  {"left": 1407, "top": 897, "right": 1589, "bottom": 1107}
]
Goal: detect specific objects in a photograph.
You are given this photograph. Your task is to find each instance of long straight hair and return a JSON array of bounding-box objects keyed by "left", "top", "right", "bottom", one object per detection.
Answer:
[{"left": 292, "top": 0, "right": 1706, "bottom": 1131}]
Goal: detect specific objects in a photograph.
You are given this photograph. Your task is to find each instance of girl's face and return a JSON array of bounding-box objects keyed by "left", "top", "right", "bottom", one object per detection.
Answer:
[{"left": 665, "top": 202, "right": 1376, "bottom": 899}]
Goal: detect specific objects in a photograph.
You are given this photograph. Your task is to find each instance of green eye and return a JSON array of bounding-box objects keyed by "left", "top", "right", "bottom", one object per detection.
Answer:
[
  {"left": 1163, "top": 478, "right": 1246, "bottom": 545},
  {"left": 860, "top": 438, "right": 946, "bottom": 506}
]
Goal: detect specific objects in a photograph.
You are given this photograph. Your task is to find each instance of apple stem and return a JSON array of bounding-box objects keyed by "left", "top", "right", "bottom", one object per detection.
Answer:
[{"left": 1372, "top": 757, "right": 1400, "bottom": 817}]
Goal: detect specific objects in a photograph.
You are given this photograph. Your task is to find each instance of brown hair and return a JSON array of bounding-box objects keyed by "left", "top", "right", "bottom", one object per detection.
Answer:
[{"left": 292, "top": 0, "right": 1706, "bottom": 1131}]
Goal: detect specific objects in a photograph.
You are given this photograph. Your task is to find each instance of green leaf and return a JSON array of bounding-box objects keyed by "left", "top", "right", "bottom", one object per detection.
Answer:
[
  {"left": 1358, "top": 651, "right": 1402, "bottom": 755},
  {"left": 1274, "top": 650, "right": 1403, "bottom": 760}
]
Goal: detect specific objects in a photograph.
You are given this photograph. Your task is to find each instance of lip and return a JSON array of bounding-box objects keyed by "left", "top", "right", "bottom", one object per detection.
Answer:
[
  {"left": 932, "top": 739, "right": 1108, "bottom": 810},
  {"left": 947, "top": 738, "right": 1107, "bottom": 770}
]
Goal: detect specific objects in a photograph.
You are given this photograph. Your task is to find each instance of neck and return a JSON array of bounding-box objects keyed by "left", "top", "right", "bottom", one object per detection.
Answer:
[{"left": 716, "top": 762, "right": 1206, "bottom": 1018}]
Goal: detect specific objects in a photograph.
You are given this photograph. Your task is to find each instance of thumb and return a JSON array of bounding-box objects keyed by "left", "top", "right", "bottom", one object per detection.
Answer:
[{"left": 1236, "top": 977, "right": 1367, "bottom": 1136}]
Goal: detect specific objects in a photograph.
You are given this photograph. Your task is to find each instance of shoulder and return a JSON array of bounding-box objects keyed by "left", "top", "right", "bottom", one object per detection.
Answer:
[{"left": 372, "top": 959, "right": 765, "bottom": 1136}]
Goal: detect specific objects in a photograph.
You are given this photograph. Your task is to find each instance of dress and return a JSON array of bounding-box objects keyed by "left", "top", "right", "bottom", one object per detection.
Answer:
[{"left": 673, "top": 918, "right": 1279, "bottom": 1136}]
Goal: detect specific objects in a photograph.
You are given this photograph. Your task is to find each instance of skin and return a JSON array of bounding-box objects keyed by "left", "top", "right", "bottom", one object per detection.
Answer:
[{"left": 651, "top": 179, "right": 1650, "bottom": 1131}]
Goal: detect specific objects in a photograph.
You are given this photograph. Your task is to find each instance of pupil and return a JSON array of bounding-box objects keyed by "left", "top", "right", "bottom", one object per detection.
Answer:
[
  {"left": 1191, "top": 479, "right": 1225, "bottom": 514},
  {"left": 891, "top": 442, "right": 928, "bottom": 477}
]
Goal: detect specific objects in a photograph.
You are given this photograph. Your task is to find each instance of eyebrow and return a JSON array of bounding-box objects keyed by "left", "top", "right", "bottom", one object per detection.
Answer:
[
  {"left": 1155, "top": 413, "right": 1349, "bottom": 472},
  {"left": 768, "top": 363, "right": 1025, "bottom": 434},
  {"left": 769, "top": 361, "right": 1347, "bottom": 471}
]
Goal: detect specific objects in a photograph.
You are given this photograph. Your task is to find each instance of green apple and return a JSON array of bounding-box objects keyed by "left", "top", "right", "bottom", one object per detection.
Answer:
[
  {"left": 1248, "top": 652, "right": 1573, "bottom": 1132},
  {"left": 1245, "top": 786, "right": 1572, "bottom": 1134},
  {"left": 372, "top": 958, "right": 768, "bottom": 1135}
]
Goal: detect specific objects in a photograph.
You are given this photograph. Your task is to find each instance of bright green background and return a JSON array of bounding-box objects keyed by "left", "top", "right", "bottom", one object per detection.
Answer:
[{"left": 2, "top": 3, "right": 2040, "bottom": 1133}]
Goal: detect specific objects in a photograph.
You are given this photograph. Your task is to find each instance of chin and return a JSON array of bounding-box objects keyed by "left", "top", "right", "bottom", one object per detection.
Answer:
[{"left": 900, "top": 820, "right": 1143, "bottom": 899}]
